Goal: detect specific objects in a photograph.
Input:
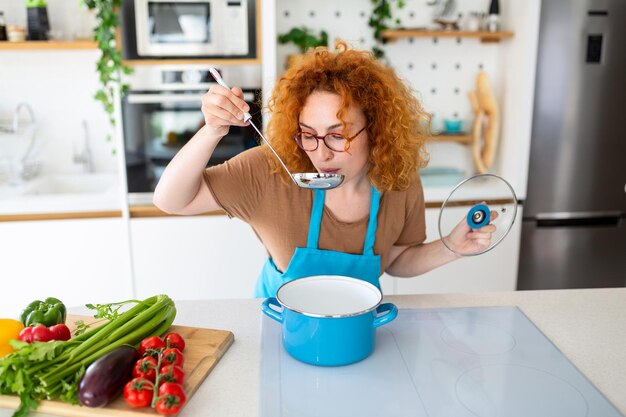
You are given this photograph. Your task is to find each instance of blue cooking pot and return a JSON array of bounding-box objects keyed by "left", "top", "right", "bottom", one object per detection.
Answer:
[{"left": 261, "top": 276, "right": 398, "bottom": 366}]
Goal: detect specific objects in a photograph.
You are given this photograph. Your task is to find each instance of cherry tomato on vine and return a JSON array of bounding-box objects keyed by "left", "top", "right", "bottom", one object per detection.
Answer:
[
  {"left": 164, "top": 332, "right": 185, "bottom": 351},
  {"left": 133, "top": 356, "right": 158, "bottom": 382},
  {"left": 159, "top": 364, "right": 185, "bottom": 384},
  {"left": 161, "top": 347, "right": 184, "bottom": 367},
  {"left": 123, "top": 377, "right": 154, "bottom": 408},
  {"left": 155, "top": 382, "right": 186, "bottom": 415},
  {"left": 139, "top": 335, "right": 166, "bottom": 357}
]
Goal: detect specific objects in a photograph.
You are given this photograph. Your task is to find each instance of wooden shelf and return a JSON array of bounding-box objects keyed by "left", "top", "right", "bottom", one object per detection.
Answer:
[
  {"left": 382, "top": 30, "right": 514, "bottom": 43},
  {"left": 129, "top": 205, "right": 225, "bottom": 218},
  {"left": 123, "top": 58, "right": 262, "bottom": 66},
  {"left": 429, "top": 134, "right": 473, "bottom": 145},
  {"left": 0, "top": 40, "right": 98, "bottom": 50}
]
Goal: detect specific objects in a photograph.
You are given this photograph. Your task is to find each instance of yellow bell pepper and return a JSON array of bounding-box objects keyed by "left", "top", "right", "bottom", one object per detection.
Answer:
[{"left": 0, "top": 318, "right": 25, "bottom": 357}]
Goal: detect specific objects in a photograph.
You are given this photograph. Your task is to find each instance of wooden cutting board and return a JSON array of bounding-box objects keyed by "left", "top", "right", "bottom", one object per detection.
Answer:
[{"left": 0, "top": 315, "right": 234, "bottom": 416}]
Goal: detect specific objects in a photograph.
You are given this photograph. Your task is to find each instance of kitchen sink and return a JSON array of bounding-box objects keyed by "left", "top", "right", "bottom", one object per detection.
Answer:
[
  {"left": 22, "top": 173, "right": 120, "bottom": 196},
  {"left": 0, "top": 173, "right": 122, "bottom": 215}
]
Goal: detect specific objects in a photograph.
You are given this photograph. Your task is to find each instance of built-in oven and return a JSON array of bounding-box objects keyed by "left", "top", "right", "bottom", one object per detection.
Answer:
[
  {"left": 121, "top": 0, "right": 257, "bottom": 60},
  {"left": 122, "top": 65, "right": 261, "bottom": 205}
]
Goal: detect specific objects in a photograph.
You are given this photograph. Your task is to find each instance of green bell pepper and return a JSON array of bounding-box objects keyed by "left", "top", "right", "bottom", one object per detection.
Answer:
[{"left": 20, "top": 297, "right": 67, "bottom": 327}]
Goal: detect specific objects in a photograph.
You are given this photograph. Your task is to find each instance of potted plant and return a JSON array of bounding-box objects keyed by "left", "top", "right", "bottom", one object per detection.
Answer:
[
  {"left": 26, "top": 0, "right": 50, "bottom": 40},
  {"left": 368, "top": 0, "right": 405, "bottom": 60},
  {"left": 277, "top": 27, "right": 328, "bottom": 69}
]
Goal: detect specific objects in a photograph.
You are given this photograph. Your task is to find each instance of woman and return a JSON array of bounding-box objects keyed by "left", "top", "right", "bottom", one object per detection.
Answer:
[{"left": 153, "top": 42, "right": 496, "bottom": 298}]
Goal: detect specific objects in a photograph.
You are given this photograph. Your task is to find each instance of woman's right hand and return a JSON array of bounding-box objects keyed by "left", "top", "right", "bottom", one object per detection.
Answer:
[{"left": 201, "top": 84, "right": 251, "bottom": 139}]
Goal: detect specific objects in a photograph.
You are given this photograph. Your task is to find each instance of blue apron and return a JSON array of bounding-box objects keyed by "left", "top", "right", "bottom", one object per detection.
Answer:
[{"left": 254, "top": 186, "right": 382, "bottom": 298}]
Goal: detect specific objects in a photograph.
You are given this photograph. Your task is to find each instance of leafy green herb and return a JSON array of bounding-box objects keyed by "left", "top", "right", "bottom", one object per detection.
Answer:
[
  {"left": 86, "top": 299, "right": 142, "bottom": 320},
  {"left": 72, "top": 320, "right": 90, "bottom": 336},
  {"left": 59, "top": 365, "right": 85, "bottom": 404}
]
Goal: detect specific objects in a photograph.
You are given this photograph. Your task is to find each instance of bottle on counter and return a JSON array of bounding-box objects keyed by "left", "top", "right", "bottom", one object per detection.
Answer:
[
  {"left": 486, "top": 0, "right": 500, "bottom": 32},
  {"left": 0, "top": 11, "right": 8, "bottom": 41}
]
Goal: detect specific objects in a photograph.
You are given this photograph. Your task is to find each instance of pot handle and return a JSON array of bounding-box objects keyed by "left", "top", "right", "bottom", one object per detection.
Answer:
[
  {"left": 373, "top": 303, "right": 398, "bottom": 328},
  {"left": 261, "top": 297, "right": 283, "bottom": 323}
]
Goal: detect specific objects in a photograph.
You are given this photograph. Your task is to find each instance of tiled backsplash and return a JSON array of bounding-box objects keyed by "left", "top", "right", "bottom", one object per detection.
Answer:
[{"left": 275, "top": 0, "right": 503, "bottom": 177}]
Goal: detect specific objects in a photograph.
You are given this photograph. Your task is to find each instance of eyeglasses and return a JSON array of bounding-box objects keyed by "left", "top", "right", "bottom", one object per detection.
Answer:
[{"left": 294, "top": 126, "right": 367, "bottom": 152}]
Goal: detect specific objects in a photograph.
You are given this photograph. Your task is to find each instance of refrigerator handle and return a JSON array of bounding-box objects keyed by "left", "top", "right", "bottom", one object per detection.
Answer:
[{"left": 535, "top": 211, "right": 622, "bottom": 228}]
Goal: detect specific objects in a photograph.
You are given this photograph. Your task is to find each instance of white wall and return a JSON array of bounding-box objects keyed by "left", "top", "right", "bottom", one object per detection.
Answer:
[
  {"left": 0, "top": 0, "right": 116, "bottom": 175},
  {"left": 264, "top": 0, "right": 540, "bottom": 198}
]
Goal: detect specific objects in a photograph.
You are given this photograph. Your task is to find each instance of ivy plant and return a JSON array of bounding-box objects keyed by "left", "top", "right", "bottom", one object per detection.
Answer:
[
  {"left": 368, "top": 0, "right": 406, "bottom": 60},
  {"left": 82, "top": 0, "right": 133, "bottom": 146},
  {"left": 277, "top": 27, "right": 329, "bottom": 54}
]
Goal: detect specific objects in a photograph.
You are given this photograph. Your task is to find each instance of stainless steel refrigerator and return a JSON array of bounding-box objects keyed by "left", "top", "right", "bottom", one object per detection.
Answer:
[{"left": 517, "top": 0, "right": 626, "bottom": 290}]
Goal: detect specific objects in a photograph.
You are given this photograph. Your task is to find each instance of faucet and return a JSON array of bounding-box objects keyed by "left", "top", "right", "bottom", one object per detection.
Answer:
[
  {"left": 0, "top": 102, "right": 36, "bottom": 134},
  {"left": 73, "top": 120, "right": 94, "bottom": 173},
  {"left": 13, "top": 103, "right": 36, "bottom": 133}
]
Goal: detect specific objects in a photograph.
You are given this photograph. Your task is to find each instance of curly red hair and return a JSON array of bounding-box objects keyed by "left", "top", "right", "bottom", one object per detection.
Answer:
[{"left": 264, "top": 41, "right": 430, "bottom": 191}]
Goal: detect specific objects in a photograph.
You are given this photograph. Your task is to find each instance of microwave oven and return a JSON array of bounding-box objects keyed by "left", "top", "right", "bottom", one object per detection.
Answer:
[{"left": 126, "top": 0, "right": 255, "bottom": 59}]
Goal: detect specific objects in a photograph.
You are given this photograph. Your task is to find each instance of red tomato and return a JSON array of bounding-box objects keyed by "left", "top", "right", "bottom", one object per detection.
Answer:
[
  {"left": 49, "top": 324, "right": 71, "bottom": 341},
  {"left": 159, "top": 364, "right": 185, "bottom": 384},
  {"left": 31, "top": 325, "right": 53, "bottom": 342},
  {"left": 161, "top": 348, "right": 184, "bottom": 368},
  {"left": 133, "top": 356, "right": 158, "bottom": 382},
  {"left": 155, "top": 382, "right": 186, "bottom": 415},
  {"left": 139, "top": 335, "right": 166, "bottom": 357},
  {"left": 18, "top": 327, "right": 34, "bottom": 343},
  {"left": 164, "top": 332, "right": 185, "bottom": 351},
  {"left": 123, "top": 377, "right": 154, "bottom": 408}
]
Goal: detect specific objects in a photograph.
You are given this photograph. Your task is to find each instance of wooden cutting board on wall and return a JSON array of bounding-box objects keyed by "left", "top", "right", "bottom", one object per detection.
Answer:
[{"left": 0, "top": 315, "right": 234, "bottom": 416}]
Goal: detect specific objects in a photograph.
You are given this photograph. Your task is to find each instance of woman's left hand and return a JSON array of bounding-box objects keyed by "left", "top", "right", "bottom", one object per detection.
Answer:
[{"left": 445, "top": 210, "right": 499, "bottom": 255}]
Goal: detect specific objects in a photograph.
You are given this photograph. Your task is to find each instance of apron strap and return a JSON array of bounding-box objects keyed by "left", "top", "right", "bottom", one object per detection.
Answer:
[
  {"left": 306, "top": 189, "right": 325, "bottom": 248},
  {"left": 363, "top": 186, "right": 380, "bottom": 256},
  {"left": 307, "top": 186, "right": 380, "bottom": 254}
]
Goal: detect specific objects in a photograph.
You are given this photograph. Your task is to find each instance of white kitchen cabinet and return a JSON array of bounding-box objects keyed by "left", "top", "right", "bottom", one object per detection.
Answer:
[
  {"left": 129, "top": 216, "right": 267, "bottom": 300},
  {"left": 0, "top": 218, "right": 132, "bottom": 318},
  {"left": 385, "top": 206, "right": 523, "bottom": 295}
]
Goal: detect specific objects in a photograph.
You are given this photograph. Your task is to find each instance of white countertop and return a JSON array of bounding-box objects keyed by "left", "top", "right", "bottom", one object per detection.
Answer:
[
  {"left": 4, "top": 288, "right": 621, "bottom": 417},
  {"left": 0, "top": 173, "right": 122, "bottom": 215},
  {"left": 0, "top": 174, "right": 516, "bottom": 216},
  {"left": 182, "top": 288, "right": 626, "bottom": 417}
]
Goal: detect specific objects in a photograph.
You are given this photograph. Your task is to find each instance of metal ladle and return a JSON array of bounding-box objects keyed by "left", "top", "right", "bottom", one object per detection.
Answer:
[{"left": 208, "top": 68, "right": 345, "bottom": 190}]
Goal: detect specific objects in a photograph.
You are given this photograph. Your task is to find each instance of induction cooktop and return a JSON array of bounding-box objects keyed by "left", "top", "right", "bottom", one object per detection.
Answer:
[{"left": 259, "top": 306, "right": 623, "bottom": 417}]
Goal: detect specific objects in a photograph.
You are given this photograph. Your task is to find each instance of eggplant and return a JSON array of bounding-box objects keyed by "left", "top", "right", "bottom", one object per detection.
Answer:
[{"left": 78, "top": 345, "right": 140, "bottom": 407}]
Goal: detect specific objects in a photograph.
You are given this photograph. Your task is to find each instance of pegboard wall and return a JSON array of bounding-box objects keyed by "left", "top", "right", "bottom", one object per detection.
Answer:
[{"left": 275, "top": 0, "right": 506, "bottom": 176}]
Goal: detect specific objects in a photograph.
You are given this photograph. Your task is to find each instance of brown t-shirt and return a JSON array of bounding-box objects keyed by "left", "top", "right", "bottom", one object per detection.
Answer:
[{"left": 203, "top": 146, "right": 426, "bottom": 275}]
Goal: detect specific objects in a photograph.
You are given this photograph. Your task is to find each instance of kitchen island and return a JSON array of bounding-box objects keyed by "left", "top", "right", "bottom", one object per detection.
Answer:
[{"left": 2, "top": 288, "right": 625, "bottom": 417}]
